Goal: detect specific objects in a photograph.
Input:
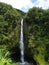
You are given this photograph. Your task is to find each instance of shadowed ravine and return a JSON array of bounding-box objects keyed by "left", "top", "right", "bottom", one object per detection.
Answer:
[
  {"left": 19, "top": 18, "right": 37, "bottom": 65},
  {"left": 10, "top": 19, "right": 37, "bottom": 65}
]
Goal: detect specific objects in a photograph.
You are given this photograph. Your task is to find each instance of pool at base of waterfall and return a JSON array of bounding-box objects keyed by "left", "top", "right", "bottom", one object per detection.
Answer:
[{"left": 19, "top": 62, "right": 33, "bottom": 65}]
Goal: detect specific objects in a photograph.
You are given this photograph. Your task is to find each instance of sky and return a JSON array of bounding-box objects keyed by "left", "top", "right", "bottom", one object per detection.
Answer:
[{"left": 0, "top": 0, "right": 49, "bottom": 12}]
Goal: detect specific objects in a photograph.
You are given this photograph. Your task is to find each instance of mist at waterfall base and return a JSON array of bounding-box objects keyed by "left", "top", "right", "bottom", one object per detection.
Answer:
[{"left": 19, "top": 19, "right": 29, "bottom": 65}]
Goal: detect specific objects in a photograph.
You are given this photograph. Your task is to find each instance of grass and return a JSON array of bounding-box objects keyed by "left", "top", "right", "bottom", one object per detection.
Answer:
[
  {"left": 0, "top": 57, "right": 19, "bottom": 65},
  {"left": 34, "top": 53, "right": 46, "bottom": 65},
  {"left": 0, "top": 45, "right": 19, "bottom": 65}
]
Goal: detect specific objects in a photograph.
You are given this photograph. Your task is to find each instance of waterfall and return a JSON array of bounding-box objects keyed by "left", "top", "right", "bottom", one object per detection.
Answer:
[
  {"left": 20, "top": 18, "right": 24, "bottom": 63},
  {"left": 19, "top": 19, "right": 30, "bottom": 65}
]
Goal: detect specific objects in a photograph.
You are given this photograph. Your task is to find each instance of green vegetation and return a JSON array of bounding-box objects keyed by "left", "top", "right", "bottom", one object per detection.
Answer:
[
  {"left": 0, "top": 2, "right": 49, "bottom": 65},
  {"left": 25, "top": 7, "right": 49, "bottom": 65},
  {"left": 0, "top": 2, "right": 24, "bottom": 65}
]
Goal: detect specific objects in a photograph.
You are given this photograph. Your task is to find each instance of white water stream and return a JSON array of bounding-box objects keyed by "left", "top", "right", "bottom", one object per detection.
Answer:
[{"left": 20, "top": 18, "right": 24, "bottom": 63}]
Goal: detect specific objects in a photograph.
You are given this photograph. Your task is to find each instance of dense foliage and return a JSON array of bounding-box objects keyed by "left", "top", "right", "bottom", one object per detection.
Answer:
[
  {"left": 0, "top": 2, "right": 24, "bottom": 65},
  {"left": 25, "top": 7, "right": 49, "bottom": 65},
  {"left": 0, "top": 2, "right": 49, "bottom": 65}
]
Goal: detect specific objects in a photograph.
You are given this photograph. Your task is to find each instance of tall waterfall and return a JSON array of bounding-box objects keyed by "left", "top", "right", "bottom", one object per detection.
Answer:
[{"left": 20, "top": 18, "right": 24, "bottom": 63}]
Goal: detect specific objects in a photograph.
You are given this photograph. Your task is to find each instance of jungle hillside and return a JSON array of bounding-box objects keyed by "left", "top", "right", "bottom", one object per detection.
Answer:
[{"left": 0, "top": 2, "right": 49, "bottom": 65}]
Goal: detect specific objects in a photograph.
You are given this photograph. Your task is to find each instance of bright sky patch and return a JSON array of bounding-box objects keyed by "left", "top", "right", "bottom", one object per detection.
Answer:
[{"left": 0, "top": 0, "right": 49, "bottom": 12}]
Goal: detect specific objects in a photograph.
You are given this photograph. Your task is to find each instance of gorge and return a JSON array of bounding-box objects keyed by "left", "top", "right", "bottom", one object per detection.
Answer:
[{"left": 0, "top": 2, "right": 49, "bottom": 65}]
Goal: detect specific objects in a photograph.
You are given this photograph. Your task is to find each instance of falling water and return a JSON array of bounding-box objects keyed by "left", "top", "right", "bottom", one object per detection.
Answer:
[
  {"left": 19, "top": 19, "right": 30, "bottom": 65},
  {"left": 19, "top": 18, "right": 24, "bottom": 63}
]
